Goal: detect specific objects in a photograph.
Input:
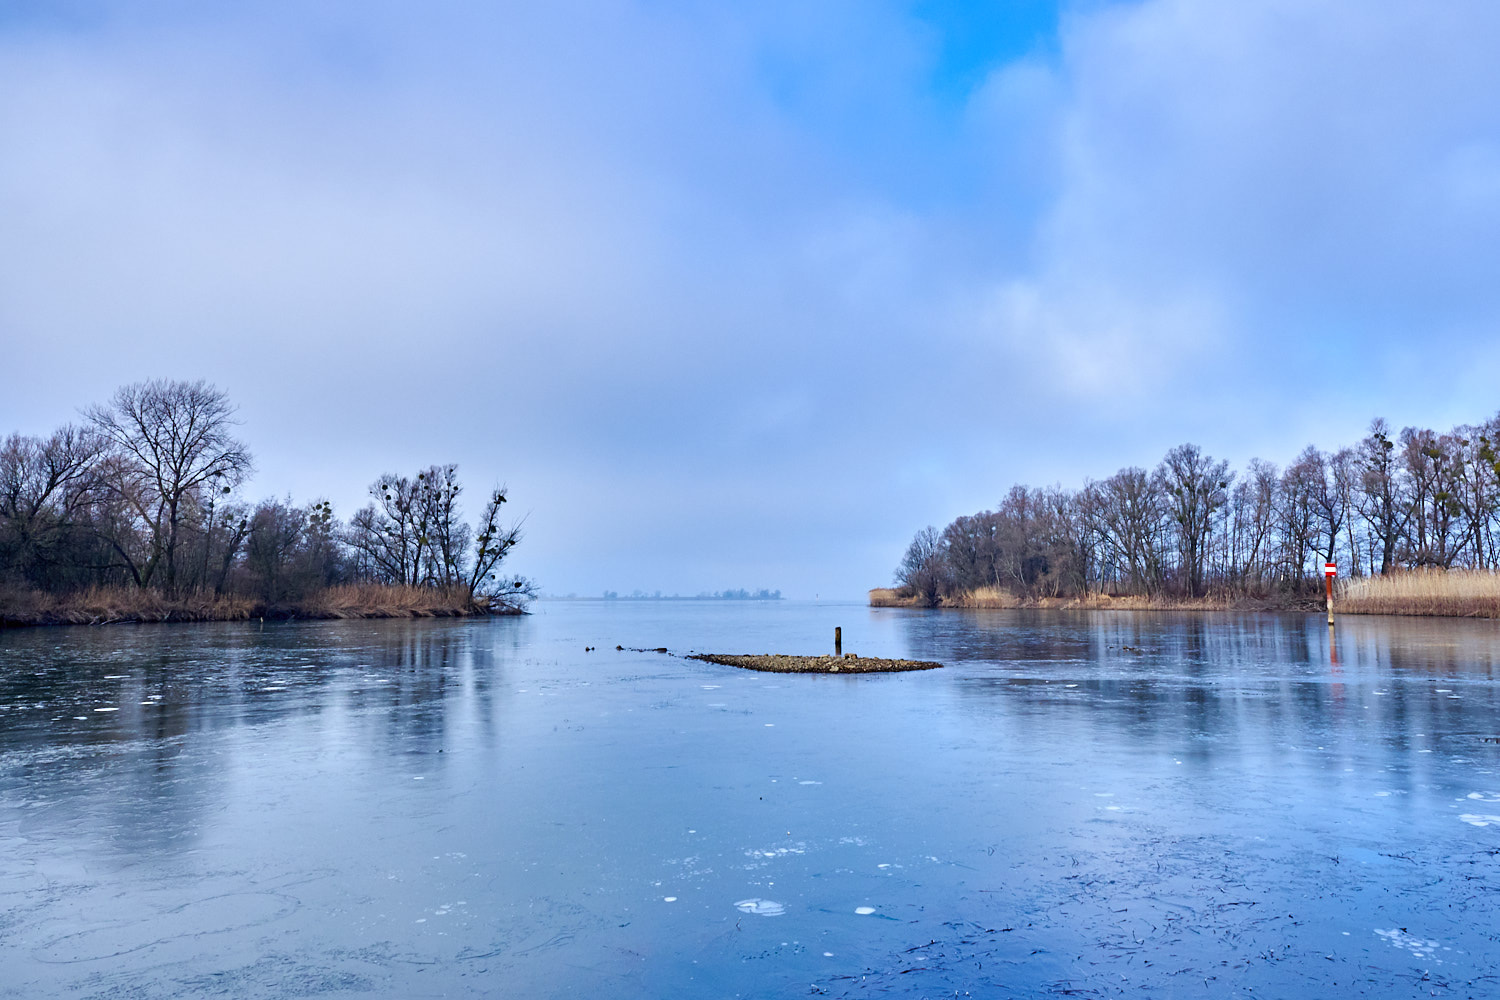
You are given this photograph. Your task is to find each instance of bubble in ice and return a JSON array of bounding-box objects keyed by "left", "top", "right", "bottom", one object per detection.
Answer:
[
  {"left": 93, "top": 707, "right": 118, "bottom": 713},
  {"left": 701, "top": 685, "right": 720, "bottom": 690},
  {"left": 1466, "top": 792, "right": 1500, "bottom": 802},
  {"left": 799, "top": 780, "right": 822, "bottom": 785},
  {"left": 734, "top": 898, "right": 785, "bottom": 916},
  {"left": 854, "top": 906, "right": 876, "bottom": 915},
  {"left": 663, "top": 896, "right": 677, "bottom": 902},
  {"left": 1375, "top": 928, "right": 1445, "bottom": 964},
  {"left": 1459, "top": 814, "right": 1500, "bottom": 826}
]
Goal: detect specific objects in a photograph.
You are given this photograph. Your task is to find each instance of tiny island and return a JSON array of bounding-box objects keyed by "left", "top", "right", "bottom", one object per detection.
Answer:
[
  {"left": 690, "top": 652, "right": 942, "bottom": 673},
  {"left": 0, "top": 379, "right": 532, "bottom": 627}
]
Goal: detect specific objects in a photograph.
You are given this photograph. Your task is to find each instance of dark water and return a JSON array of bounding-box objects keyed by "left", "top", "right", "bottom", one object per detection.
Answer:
[{"left": 1, "top": 603, "right": 1498, "bottom": 998}]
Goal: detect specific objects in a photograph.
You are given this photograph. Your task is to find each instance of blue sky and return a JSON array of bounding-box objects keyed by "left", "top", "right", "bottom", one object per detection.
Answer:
[{"left": 3, "top": 0, "right": 1500, "bottom": 598}]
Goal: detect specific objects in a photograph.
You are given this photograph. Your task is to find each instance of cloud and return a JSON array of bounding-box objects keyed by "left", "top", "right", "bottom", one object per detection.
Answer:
[{"left": 1, "top": 0, "right": 1498, "bottom": 596}]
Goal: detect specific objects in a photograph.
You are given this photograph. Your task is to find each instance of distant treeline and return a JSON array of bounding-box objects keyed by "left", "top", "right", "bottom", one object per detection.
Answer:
[
  {"left": 599, "top": 589, "right": 783, "bottom": 601},
  {"left": 894, "top": 414, "right": 1500, "bottom": 606},
  {"left": 0, "top": 379, "right": 531, "bottom": 614}
]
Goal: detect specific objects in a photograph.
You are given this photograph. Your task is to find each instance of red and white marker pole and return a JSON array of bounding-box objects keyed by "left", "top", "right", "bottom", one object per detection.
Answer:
[{"left": 1323, "top": 562, "right": 1337, "bottom": 626}]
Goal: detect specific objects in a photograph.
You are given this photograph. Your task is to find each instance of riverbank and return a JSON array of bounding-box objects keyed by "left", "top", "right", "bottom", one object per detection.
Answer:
[
  {"left": 868, "top": 586, "right": 1317, "bottom": 613},
  {"left": 0, "top": 583, "right": 524, "bottom": 628},
  {"left": 872, "top": 571, "right": 1500, "bottom": 618}
]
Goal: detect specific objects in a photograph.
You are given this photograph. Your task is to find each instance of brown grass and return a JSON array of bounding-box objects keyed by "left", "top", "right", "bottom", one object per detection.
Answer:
[
  {"left": 0, "top": 583, "right": 522, "bottom": 628},
  {"left": 293, "top": 584, "right": 486, "bottom": 619},
  {"left": 868, "top": 587, "right": 920, "bottom": 607},
  {"left": 0, "top": 586, "right": 257, "bottom": 626},
  {"left": 1338, "top": 569, "right": 1500, "bottom": 618}
]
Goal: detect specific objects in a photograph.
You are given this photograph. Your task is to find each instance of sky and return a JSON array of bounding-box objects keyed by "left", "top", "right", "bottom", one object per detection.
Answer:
[{"left": 3, "top": 0, "right": 1500, "bottom": 599}]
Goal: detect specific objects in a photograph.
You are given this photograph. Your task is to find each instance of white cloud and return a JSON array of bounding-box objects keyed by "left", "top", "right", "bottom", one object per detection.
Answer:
[{"left": 2, "top": 0, "right": 1499, "bottom": 595}]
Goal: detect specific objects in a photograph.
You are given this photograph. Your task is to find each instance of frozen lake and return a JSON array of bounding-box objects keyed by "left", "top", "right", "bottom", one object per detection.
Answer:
[{"left": 1, "top": 602, "right": 1498, "bottom": 997}]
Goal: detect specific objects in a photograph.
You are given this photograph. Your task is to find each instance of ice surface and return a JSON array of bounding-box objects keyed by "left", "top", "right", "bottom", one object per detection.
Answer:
[
  {"left": 734, "top": 898, "right": 785, "bottom": 916},
  {"left": 2, "top": 605, "right": 1499, "bottom": 999}
]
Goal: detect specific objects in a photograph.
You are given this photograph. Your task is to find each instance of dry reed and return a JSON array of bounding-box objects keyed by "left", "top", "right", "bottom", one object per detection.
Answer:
[
  {"left": 1338, "top": 569, "right": 1500, "bottom": 618},
  {"left": 1, "top": 583, "right": 519, "bottom": 628},
  {"left": 869, "top": 585, "right": 1234, "bottom": 611}
]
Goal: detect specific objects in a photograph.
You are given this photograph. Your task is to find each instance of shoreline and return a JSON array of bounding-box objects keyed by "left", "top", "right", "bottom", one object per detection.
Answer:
[
  {"left": 0, "top": 584, "right": 526, "bottom": 629},
  {"left": 867, "top": 587, "right": 1322, "bottom": 614},
  {"left": 868, "top": 585, "right": 1500, "bottom": 619}
]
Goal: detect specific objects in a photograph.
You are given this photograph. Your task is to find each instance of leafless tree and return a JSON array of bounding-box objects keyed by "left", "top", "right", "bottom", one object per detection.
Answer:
[
  {"left": 86, "top": 379, "right": 252, "bottom": 594},
  {"left": 1355, "top": 419, "right": 1410, "bottom": 575},
  {"left": 0, "top": 426, "right": 108, "bottom": 588},
  {"left": 1155, "top": 444, "right": 1231, "bottom": 597},
  {"left": 464, "top": 486, "right": 524, "bottom": 599},
  {"left": 895, "top": 525, "right": 949, "bottom": 605},
  {"left": 1085, "top": 468, "right": 1167, "bottom": 596},
  {"left": 1400, "top": 427, "right": 1464, "bottom": 568},
  {"left": 346, "top": 466, "right": 524, "bottom": 599}
]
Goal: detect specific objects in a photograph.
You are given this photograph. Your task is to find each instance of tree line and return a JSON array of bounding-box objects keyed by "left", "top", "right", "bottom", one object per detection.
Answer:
[
  {"left": 894, "top": 415, "right": 1500, "bottom": 605},
  {"left": 0, "top": 379, "right": 529, "bottom": 607}
]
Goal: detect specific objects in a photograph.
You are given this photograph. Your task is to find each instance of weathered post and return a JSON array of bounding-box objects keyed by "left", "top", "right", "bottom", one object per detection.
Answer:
[
  {"left": 1324, "top": 561, "right": 1337, "bottom": 627},
  {"left": 834, "top": 626, "right": 842, "bottom": 657}
]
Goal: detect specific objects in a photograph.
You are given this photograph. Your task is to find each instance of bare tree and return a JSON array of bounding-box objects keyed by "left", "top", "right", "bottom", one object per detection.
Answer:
[
  {"left": 86, "top": 379, "right": 252, "bottom": 594},
  {"left": 1085, "top": 468, "right": 1167, "bottom": 596},
  {"left": 1278, "top": 450, "right": 1321, "bottom": 587},
  {"left": 244, "top": 498, "right": 305, "bottom": 602},
  {"left": 0, "top": 426, "right": 108, "bottom": 588},
  {"left": 894, "top": 525, "right": 949, "bottom": 605},
  {"left": 1227, "top": 458, "right": 1278, "bottom": 588},
  {"left": 345, "top": 466, "right": 526, "bottom": 602},
  {"left": 464, "top": 486, "right": 525, "bottom": 599},
  {"left": 1356, "top": 419, "right": 1410, "bottom": 575},
  {"left": 1302, "top": 446, "right": 1350, "bottom": 567},
  {"left": 1155, "top": 444, "right": 1231, "bottom": 597},
  {"left": 1400, "top": 427, "right": 1464, "bottom": 568}
]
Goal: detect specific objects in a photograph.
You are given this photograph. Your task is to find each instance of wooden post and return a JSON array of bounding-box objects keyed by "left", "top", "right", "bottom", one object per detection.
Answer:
[
  {"left": 1324, "top": 562, "right": 1336, "bottom": 627},
  {"left": 834, "top": 626, "right": 842, "bottom": 657}
]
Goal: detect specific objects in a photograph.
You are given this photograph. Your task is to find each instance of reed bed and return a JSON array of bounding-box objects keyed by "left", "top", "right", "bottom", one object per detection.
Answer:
[
  {"left": 296, "top": 583, "right": 511, "bottom": 619},
  {"left": 0, "top": 586, "right": 257, "bottom": 626},
  {"left": 1, "top": 583, "right": 519, "bottom": 627},
  {"left": 1338, "top": 569, "right": 1500, "bottom": 618},
  {"left": 870, "top": 586, "right": 1233, "bottom": 611}
]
